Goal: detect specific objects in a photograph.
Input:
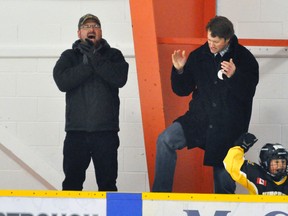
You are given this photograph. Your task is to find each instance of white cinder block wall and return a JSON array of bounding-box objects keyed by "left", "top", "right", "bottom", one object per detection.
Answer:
[
  {"left": 0, "top": 0, "right": 147, "bottom": 191},
  {"left": 0, "top": 0, "right": 288, "bottom": 193}
]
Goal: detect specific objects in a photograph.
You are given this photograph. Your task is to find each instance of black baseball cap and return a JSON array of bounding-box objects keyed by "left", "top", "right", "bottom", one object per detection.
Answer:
[{"left": 78, "top": 14, "right": 101, "bottom": 29}]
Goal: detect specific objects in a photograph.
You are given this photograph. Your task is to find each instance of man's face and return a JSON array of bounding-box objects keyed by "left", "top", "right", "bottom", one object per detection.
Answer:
[
  {"left": 207, "top": 30, "right": 230, "bottom": 54},
  {"left": 269, "top": 158, "right": 287, "bottom": 175},
  {"left": 77, "top": 19, "right": 102, "bottom": 46}
]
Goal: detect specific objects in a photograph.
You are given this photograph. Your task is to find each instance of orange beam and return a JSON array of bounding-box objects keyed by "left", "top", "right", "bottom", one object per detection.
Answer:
[
  {"left": 158, "top": 37, "right": 288, "bottom": 46},
  {"left": 129, "top": 0, "right": 166, "bottom": 192}
]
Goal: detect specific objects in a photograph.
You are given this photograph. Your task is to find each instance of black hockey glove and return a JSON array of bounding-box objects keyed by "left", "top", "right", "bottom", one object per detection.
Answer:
[{"left": 234, "top": 132, "right": 258, "bottom": 153}]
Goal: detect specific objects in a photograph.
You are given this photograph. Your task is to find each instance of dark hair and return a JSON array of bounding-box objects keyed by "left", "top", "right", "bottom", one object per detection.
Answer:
[{"left": 206, "top": 16, "right": 234, "bottom": 40}]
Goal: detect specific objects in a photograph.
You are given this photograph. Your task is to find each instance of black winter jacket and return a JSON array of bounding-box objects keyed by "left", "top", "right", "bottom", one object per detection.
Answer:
[
  {"left": 172, "top": 35, "right": 259, "bottom": 166},
  {"left": 53, "top": 39, "right": 129, "bottom": 132}
]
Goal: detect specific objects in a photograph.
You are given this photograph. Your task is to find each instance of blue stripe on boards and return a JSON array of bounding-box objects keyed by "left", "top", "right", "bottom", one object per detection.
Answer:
[{"left": 107, "top": 192, "right": 142, "bottom": 216}]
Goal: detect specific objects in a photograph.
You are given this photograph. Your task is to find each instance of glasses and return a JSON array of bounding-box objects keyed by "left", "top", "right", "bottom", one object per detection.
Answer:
[{"left": 80, "top": 24, "right": 101, "bottom": 30}]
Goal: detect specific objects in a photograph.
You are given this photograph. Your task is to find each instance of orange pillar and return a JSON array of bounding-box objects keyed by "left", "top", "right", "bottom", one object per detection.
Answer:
[{"left": 130, "top": 0, "right": 216, "bottom": 193}]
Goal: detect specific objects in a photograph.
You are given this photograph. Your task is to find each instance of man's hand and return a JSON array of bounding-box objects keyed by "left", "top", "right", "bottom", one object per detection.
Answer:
[
  {"left": 78, "top": 39, "right": 96, "bottom": 56},
  {"left": 221, "top": 58, "right": 236, "bottom": 78},
  {"left": 172, "top": 50, "right": 187, "bottom": 72},
  {"left": 234, "top": 132, "right": 258, "bottom": 153}
]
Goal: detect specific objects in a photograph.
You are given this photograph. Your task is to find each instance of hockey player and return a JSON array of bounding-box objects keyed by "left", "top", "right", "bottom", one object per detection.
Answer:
[{"left": 224, "top": 133, "right": 288, "bottom": 195}]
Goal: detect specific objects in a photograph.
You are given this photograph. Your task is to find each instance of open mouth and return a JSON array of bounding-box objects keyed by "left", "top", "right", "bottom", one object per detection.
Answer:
[{"left": 88, "top": 35, "right": 96, "bottom": 39}]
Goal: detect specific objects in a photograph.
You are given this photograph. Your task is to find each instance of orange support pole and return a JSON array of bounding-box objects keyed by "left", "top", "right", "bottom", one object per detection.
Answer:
[
  {"left": 129, "top": 0, "right": 166, "bottom": 191},
  {"left": 130, "top": 0, "right": 216, "bottom": 193},
  {"left": 158, "top": 37, "right": 288, "bottom": 47}
]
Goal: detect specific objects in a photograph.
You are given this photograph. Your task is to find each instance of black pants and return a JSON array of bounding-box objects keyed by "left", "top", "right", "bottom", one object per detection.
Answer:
[
  {"left": 62, "top": 131, "right": 119, "bottom": 191},
  {"left": 213, "top": 166, "right": 236, "bottom": 194}
]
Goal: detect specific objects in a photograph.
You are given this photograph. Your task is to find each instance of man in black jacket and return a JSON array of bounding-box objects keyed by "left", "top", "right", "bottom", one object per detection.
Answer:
[
  {"left": 152, "top": 16, "right": 259, "bottom": 193},
  {"left": 53, "top": 14, "right": 129, "bottom": 191}
]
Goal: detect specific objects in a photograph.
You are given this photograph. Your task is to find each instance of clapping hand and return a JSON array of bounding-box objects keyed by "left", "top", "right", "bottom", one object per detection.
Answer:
[
  {"left": 78, "top": 39, "right": 96, "bottom": 57},
  {"left": 221, "top": 58, "right": 236, "bottom": 78},
  {"left": 172, "top": 50, "right": 187, "bottom": 72}
]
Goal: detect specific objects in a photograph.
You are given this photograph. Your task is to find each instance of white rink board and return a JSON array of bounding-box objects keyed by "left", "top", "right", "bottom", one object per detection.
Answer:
[
  {"left": 143, "top": 200, "right": 288, "bottom": 216},
  {"left": 0, "top": 191, "right": 287, "bottom": 216},
  {"left": 0, "top": 197, "right": 106, "bottom": 216}
]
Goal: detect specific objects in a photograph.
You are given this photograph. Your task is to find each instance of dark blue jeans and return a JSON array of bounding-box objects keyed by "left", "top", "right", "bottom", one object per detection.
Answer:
[
  {"left": 152, "top": 122, "right": 235, "bottom": 194},
  {"left": 62, "top": 131, "right": 119, "bottom": 191}
]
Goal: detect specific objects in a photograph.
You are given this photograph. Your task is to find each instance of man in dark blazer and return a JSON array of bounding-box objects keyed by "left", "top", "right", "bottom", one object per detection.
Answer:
[{"left": 152, "top": 16, "right": 259, "bottom": 193}]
